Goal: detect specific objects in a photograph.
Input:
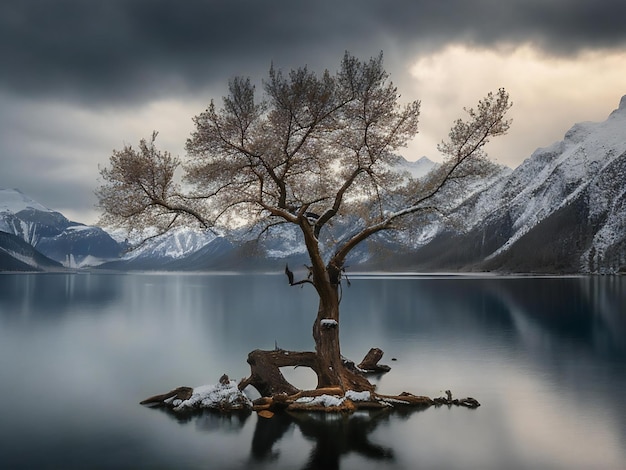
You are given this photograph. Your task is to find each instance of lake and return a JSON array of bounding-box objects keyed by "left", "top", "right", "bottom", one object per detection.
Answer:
[{"left": 0, "top": 272, "right": 625, "bottom": 469}]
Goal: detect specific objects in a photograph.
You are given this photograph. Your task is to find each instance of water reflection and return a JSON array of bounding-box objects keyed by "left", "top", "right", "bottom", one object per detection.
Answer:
[
  {"left": 0, "top": 272, "right": 122, "bottom": 320},
  {"left": 163, "top": 407, "right": 405, "bottom": 470},
  {"left": 162, "top": 406, "right": 252, "bottom": 431},
  {"left": 341, "top": 276, "right": 626, "bottom": 361},
  {"left": 1, "top": 273, "right": 625, "bottom": 469},
  {"left": 263, "top": 411, "right": 395, "bottom": 470}
]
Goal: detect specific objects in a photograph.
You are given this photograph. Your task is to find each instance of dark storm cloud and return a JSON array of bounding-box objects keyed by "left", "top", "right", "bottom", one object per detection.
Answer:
[{"left": 2, "top": 0, "right": 626, "bottom": 104}]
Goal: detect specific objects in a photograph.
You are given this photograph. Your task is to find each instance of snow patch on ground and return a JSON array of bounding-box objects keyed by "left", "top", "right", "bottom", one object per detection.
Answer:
[
  {"left": 294, "top": 390, "right": 373, "bottom": 408},
  {"left": 171, "top": 381, "right": 252, "bottom": 411},
  {"left": 345, "top": 390, "right": 371, "bottom": 402},
  {"left": 295, "top": 394, "right": 346, "bottom": 407}
]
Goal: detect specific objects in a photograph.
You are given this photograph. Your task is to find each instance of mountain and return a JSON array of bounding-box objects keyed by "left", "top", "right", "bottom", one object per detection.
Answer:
[
  {"left": 3, "top": 96, "right": 625, "bottom": 274},
  {"left": 395, "top": 95, "right": 626, "bottom": 274},
  {"left": 90, "top": 93, "right": 626, "bottom": 275},
  {"left": 0, "top": 230, "right": 64, "bottom": 271},
  {"left": 0, "top": 188, "right": 124, "bottom": 268},
  {"left": 99, "top": 227, "right": 235, "bottom": 270},
  {"left": 395, "top": 155, "right": 437, "bottom": 179}
]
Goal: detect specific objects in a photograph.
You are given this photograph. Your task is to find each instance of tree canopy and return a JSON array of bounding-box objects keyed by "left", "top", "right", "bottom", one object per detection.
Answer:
[{"left": 97, "top": 52, "right": 511, "bottom": 276}]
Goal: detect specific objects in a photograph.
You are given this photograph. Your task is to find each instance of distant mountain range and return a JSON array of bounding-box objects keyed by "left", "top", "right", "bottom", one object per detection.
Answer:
[
  {"left": 0, "top": 189, "right": 124, "bottom": 271},
  {"left": 2, "top": 96, "right": 625, "bottom": 274}
]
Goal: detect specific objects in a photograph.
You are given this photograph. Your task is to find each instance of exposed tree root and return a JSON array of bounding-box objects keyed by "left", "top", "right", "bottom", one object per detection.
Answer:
[
  {"left": 139, "top": 348, "right": 480, "bottom": 414},
  {"left": 238, "top": 349, "right": 319, "bottom": 397},
  {"left": 250, "top": 388, "right": 436, "bottom": 414}
]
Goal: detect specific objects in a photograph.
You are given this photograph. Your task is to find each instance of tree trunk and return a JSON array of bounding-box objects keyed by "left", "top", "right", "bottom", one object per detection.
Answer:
[
  {"left": 240, "top": 219, "right": 374, "bottom": 397},
  {"left": 311, "top": 275, "right": 374, "bottom": 392},
  {"left": 239, "top": 270, "right": 373, "bottom": 397}
]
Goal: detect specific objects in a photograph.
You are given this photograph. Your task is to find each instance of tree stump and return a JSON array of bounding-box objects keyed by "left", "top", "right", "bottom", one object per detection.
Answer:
[{"left": 357, "top": 348, "right": 391, "bottom": 373}]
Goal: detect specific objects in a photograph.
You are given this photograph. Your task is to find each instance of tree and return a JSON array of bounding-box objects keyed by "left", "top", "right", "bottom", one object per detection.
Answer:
[{"left": 97, "top": 52, "right": 511, "bottom": 406}]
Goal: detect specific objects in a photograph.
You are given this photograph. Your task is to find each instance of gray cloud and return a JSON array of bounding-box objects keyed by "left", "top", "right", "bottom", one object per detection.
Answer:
[
  {"left": 2, "top": 0, "right": 626, "bottom": 104},
  {"left": 1, "top": 0, "right": 626, "bottom": 224}
]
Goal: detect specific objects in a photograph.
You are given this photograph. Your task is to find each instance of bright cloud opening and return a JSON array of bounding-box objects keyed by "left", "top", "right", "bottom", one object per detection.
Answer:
[{"left": 403, "top": 44, "right": 626, "bottom": 167}]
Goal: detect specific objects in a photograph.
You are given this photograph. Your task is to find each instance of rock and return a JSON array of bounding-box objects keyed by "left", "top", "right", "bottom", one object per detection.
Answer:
[
  {"left": 460, "top": 397, "right": 481, "bottom": 408},
  {"left": 432, "top": 390, "right": 481, "bottom": 408}
]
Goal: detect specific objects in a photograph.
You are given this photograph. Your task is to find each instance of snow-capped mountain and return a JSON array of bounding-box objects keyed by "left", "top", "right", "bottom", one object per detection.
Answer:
[
  {"left": 397, "top": 95, "right": 626, "bottom": 273},
  {"left": 0, "top": 230, "right": 64, "bottom": 271},
  {"left": 99, "top": 227, "right": 234, "bottom": 270},
  {"left": 396, "top": 155, "right": 437, "bottom": 179},
  {"left": 123, "top": 227, "right": 217, "bottom": 260},
  {"left": 0, "top": 189, "right": 124, "bottom": 268},
  {"left": 3, "top": 97, "right": 625, "bottom": 274},
  {"left": 0, "top": 188, "right": 52, "bottom": 214}
]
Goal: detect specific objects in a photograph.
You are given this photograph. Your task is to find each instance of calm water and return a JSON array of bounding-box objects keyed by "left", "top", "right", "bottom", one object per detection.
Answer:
[{"left": 0, "top": 272, "right": 625, "bottom": 469}]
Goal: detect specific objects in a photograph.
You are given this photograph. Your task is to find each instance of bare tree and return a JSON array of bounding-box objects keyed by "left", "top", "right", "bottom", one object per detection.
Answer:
[{"left": 98, "top": 52, "right": 511, "bottom": 400}]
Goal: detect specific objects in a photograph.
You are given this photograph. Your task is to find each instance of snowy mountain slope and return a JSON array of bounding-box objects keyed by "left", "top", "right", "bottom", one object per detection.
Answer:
[
  {"left": 403, "top": 95, "right": 626, "bottom": 273},
  {"left": 35, "top": 224, "right": 125, "bottom": 268},
  {"left": 96, "top": 227, "right": 238, "bottom": 270},
  {"left": 480, "top": 148, "right": 626, "bottom": 273},
  {"left": 121, "top": 227, "right": 217, "bottom": 261},
  {"left": 0, "top": 188, "right": 53, "bottom": 214},
  {"left": 0, "top": 230, "right": 64, "bottom": 271},
  {"left": 396, "top": 156, "right": 437, "bottom": 179},
  {"left": 454, "top": 96, "right": 626, "bottom": 242},
  {"left": 99, "top": 234, "right": 235, "bottom": 271},
  {"left": 0, "top": 207, "right": 69, "bottom": 246},
  {"left": 0, "top": 188, "right": 124, "bottom": 267}
]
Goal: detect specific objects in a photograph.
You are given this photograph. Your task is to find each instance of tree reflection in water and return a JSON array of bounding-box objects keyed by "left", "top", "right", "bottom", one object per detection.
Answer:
[
  {"left": 283, "top": 411, "right": 395, "bottom": 470},
  {"left": 161, "top": 406, "right": 418, "bottom": 469}
]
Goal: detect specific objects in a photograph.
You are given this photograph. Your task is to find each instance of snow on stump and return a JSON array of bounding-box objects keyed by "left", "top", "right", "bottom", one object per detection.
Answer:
[
  {"left": 140, "top": 376, "right": 252, "bottom": 412},
  {"left": 251, "top": 388, "right": 436, "bottom": 413}
]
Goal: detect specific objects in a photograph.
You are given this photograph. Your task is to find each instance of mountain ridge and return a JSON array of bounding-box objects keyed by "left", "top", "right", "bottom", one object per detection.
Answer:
[
  {"left": 398, "top": 94, "right": 626, "bottom": 273},
  {"left": 0, "top": 188, "right": 124, "bottom": 269},
  {"left": 2, "top": 96, "right": 625, "bottom": 273}
]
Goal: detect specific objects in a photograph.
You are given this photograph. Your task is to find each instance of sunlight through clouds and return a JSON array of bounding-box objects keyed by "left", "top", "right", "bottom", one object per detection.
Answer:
[{"left": 405, "top": 44, "right": 626, "bottom": 167}]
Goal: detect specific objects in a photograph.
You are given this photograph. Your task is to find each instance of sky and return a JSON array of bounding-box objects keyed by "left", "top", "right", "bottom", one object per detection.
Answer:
[{"left": 1, "top": 0, "right": 625, "bottom": 225}]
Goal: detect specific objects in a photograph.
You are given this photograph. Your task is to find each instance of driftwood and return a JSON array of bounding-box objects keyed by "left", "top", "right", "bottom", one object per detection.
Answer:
[{"left": 140, "top": 386, "right": 193, "bottom": 407}]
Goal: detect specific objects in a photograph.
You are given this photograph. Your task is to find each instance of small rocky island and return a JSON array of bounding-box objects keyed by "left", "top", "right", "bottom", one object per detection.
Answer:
[{"left": 141, "top": 348, "right": 480, "bottom": 417}]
